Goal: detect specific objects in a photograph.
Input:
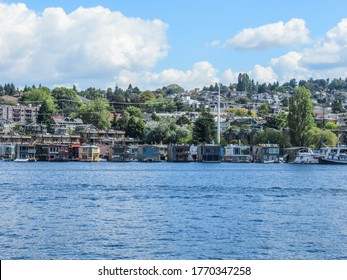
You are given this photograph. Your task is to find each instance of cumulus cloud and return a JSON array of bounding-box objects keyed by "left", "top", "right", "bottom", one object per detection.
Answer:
[
  {"left": 250, "top": 65, "right": 277, "bottom": 84},
  {"left": 264, "top": 18, "right": 347, "bottom": 83},
  {"left": 226, "top": 18, "right": 311, "bottom": 49},
  {"left": 117, "top": 61, "right": 219, "bottom": 90},
  {"left": 221, "top": 69, "right": 238, "bottom": 84},
  {"left": 300, "top": 18, "right": 347, "bottom": 69},
  {"left": 0, "top": 3, "right": 169, "bottom": 87},
  {"left": 205, "top": 40, "right": 221, "bottom": 48}
]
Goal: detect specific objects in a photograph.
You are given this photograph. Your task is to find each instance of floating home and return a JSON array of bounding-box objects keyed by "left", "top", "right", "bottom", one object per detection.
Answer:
[
  {"left": 224, "top": 144, "right": 252, "bottom": 162},
  {"left": 47, "top": 144, "right": 69, "bottom": 162},
  {"left": 108, "top": 144, "right": 132, "bottom": 162},
  {"left": 78, "top": 145, "right": 100, "bottom": 162},
  {"left": 137, "top": 145, "right": 161, "bottom": 162},
  {"left": 0, "top": 144, "right": 15, "bottom": 160},
  {"left": 253, "top": 144, "right": 280, "bottom": 163},
  {"left": 15, "top": 144, "right": 36, "bottom": 161},
  {"left": 167, "top": 144, "right": 191, "bottom": 162},
  {"left": 197, "top": 144, "right": 221, "bottom": 162}
]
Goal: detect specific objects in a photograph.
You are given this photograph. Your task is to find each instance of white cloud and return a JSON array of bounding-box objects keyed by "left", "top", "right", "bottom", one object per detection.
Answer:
[
  {"left": 205, "top": 40, "right": 221, "bottom": 48},
  {"left": 221, "top": 69, "right": 238, "bottom": 84},
  {"left": 264, "top": 18, "right": 347, "bottom": 83},
  {"left": 227, "top": 18, "right": 311, "bottom": 49},
  {"left": 300, "top": 18, "right": 347, "bottom": 69},
  {"left": 0, "top": 3, "right": 169, "bottom": 88},
  {"left": 250, "top": 65, "right": 277, "bottom": 84},
  {"left": 117, "top": 61, "right": 219, "bottom": 90}
]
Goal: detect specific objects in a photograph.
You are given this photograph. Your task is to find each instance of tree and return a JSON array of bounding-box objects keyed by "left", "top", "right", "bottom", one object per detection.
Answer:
[
  {"left": 114, "top": 106, "right": 145, "bottom": 139},
  {"left": 79, "top": 98, "right": 111, "bottom": 129},
  {"left": 257, "top": 102, "right": 271, "bottom": 116},
  {"left": 192, "top": 110, "right": 216, "bottom": 144},
  {"left": 20, "top": 87, "right": 56, "bottom": 112},
  {"left": 305, "top": 127, "right": 339, "bottom": 148},
  {"left": 331, "top": 99, "right": 345, "bottom": 113},
  {"left": 288, "top": 87, "right": 315, "bottom": 146},
  {"left": 253, "top": 128, "right": 290, "bottom": 147},
  {"left": 52, "top": 87, "right": 82, "bottom": 116},
  {"left": 237, "top": 73, "right": 252, "bottom": 92},
  {"left": 125, "top": 116, "right": 144, "bottom": 139},
  {"left": 144, "top": 121, "right": 169, "bottom": 144},
  {"left": 325, "top": 122, "right": 339, "bottom": 130},
  {"left": 176, "top": 115, "right": 191, "bottom": 126},
  {"left": 37, "top": 100, "right": 54, "bottom": 127}
]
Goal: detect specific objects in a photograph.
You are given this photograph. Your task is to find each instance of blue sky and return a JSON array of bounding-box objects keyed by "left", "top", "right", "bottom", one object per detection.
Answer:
[{"left": 1, "top": 0, "right": 347, "bottom": 90}]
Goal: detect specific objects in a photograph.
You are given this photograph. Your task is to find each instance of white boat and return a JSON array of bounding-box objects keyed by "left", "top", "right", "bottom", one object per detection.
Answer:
[
  {"left": 319, "top": 146, "right": 347, "bottom": 164},
  {"left": 263, "top": 159, "right": 276, "bottom": 164},
  {"left": 14, "top": 158, "right": 29, "bottom": 162},
  {"left": 294, "top": 148, "right": 319, "bottom": 164}
]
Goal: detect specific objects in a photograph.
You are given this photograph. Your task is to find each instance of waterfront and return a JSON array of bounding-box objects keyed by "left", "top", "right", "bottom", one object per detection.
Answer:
[{"left": 0, "top": 161, "right": 347, "bottom": 260}]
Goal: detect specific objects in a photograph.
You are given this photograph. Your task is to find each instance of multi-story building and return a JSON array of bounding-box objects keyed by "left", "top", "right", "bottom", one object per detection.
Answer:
[{"left": 0, "top": 104, "right": 39, "bottom": 125}]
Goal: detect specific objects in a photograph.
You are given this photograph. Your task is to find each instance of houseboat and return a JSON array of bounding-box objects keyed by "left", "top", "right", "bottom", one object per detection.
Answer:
[
  {"left": 137, "top": 145, "right": 161, "bottom": 162},
  {"left": 15, "top": 144, "right": 37, "bottom": 161},
  {"left": 196, "top": 144, "right": 221, "bottom": 163},
  {"left": 78, "top": 145, "right": 100, "bottom": 162},
  {"left": 47, "top": 144, "right": 69, "bottom": 161},
  {"left": 253, "top": 144, "right": 280, "bottom": 163},
  {"left": 0, "top": 144, "right": 15, "bottom": 161},
  {"left": 224, "top": 144, "right": 252, "bottom": 162},
  {"left": 167, "top": 144, "right": 191, "bottom": 162},
  {"left": 319, "top": 146, "right": 347, "bottom": 164},
  {"left": 108, "top": 144, "right": 132, "bottom": 162}
]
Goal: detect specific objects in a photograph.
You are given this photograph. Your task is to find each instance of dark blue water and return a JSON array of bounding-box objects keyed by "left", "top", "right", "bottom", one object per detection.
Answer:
[{"left": 1, "top": 161, "right": 347, "bottom": 260}]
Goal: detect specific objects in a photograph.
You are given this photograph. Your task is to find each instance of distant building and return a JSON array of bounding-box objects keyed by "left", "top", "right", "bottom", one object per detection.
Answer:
[
  {"left": 252, "top": 144, "right": 280, "bottom": 163},
  {"left": 197, "top": 144, "right": 221, "bottom": 162},
  {"left": 78, "top": 145, "right": 100, "bottom": 162},
  {"left": 137, "top": 145, "right": 161, "bottom": 162},
  {"left": 167, "top": 144, "right": 191, "bottom": 162},
  {"left": 224, "top": 144, "right": 252, "bottom": 162},
  {"left": 0, "top": 104, "right": 39, "bottom": 125}
]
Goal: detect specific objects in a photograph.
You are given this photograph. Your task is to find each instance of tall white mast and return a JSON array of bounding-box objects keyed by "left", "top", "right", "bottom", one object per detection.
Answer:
[{"left": 217, "top": 83, "right": 221, "bottom": 144}]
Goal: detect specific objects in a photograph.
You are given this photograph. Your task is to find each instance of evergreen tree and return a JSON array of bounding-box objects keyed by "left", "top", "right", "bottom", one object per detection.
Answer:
[
  {"left": 288, "top": 87, "right": 315, "bottom": 146},
  {"left": 37, "top": 100, "right": 53, "bottom": 127},
  {"left": 192, "top": 110, "right": 216, "bottom": 144}
]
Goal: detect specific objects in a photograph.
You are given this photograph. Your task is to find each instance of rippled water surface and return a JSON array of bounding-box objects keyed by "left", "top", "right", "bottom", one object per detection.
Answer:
[{"left": 1, "top": 161, "right": 347, "bottom": 259}]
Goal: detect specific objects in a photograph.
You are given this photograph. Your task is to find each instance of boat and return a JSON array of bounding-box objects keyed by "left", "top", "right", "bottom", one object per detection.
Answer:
[
  {"left": 293, "top": 148, "right": 319, "bottom": 164},
  {"left": 14, "top": 158, "right": 29, "bottom": 162},
  {"left": 319, "top": 146, "right": 347, "bottom": 164}
]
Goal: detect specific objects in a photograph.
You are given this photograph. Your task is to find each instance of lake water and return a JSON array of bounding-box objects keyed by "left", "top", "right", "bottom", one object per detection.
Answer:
[{"left": 0, "top": 161, "right": 347, "bottom": 260}]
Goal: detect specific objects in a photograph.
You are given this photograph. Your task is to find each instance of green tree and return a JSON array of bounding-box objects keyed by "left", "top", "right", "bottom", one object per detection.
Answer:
[
  {"left": 144, "top": 121, "right": 169, "bottom": 144},
  {"left": 331, "top": 99, "right": 345, "bottom": 113},
  {"left": 253, "top": 128, "right": 290, "bottom": 147},
  {"left": 176, "top": 115, "right": 191, "bottom": 126},
  {"left": 114, "top": 106, "right": 145, "bottom": 139},
  {"left": 52, "top": 87, "right": 82, "bottom": 116},
  {"left": 37, "top": 99, "right": 54, "bottom": 127},
  {"left": 237, "top": 73, "right": 252, "bottom": 92},
  {"left": 192, "top": 111, "right": 217, "bottom": 144},
  {"left": 79, "top": 98, "right": 111, "bottom": 129},
  {"left": 257, "top": 102, "right": 271, "bottom": 116},
  {"left": 325, "top": 121, "right": 339, "bottom": 130},
  {"left": 20, "top": 87, "right": 56, "bottom": 112},
  {"left": 305, "top": 127, "right": 339, "bottom": 148},
  {"left": 126, "top": 106, "right": 144, "bottom": 119},
  {"left": 126, "top": 116, "right": 144, "bottom": 139},
  {"left": 288, "top": 87, "right": 315, "bottom": 146}
]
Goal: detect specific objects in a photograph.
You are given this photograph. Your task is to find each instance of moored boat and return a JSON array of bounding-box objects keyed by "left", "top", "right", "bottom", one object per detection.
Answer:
[
  {"left": 294, "top": 148, "right": 319, "bottom": 164},
  {"left": 319, "top": 146, "right": 347, "bottom": 164}
]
